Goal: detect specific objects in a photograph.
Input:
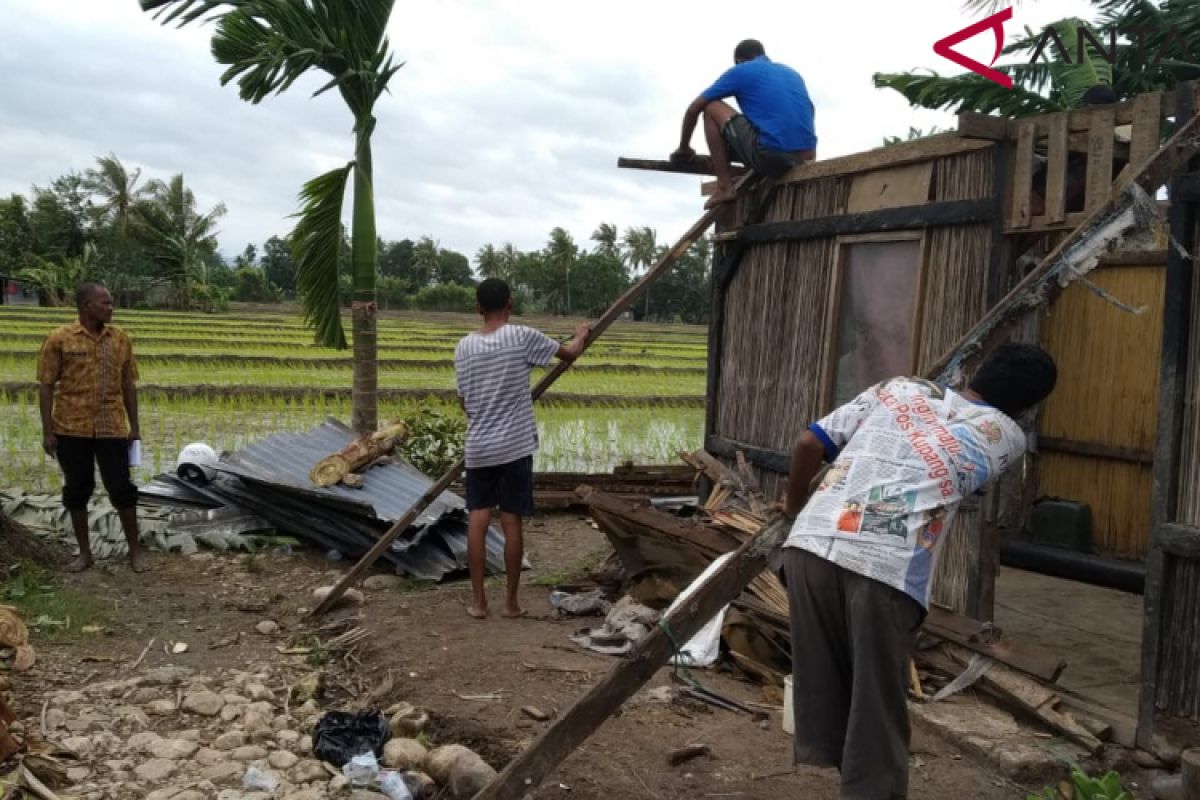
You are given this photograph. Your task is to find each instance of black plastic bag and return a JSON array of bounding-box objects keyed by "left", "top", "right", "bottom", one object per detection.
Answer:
[{"left": 312, "top": 710, "right": 392, "bottom": 767}]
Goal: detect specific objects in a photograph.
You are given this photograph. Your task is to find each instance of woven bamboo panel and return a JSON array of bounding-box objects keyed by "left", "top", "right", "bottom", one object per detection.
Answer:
[
  {"left": 930, "top": 506, "right": 979, "bottom": 613},
  {"left": 933, "top": 149, "right": 995, "bottom": 202},
  {"left": 917, "top": 225, "right": 991, "bottom": 373},
  {"left": 1038, "top": 264, "right": 1164, "bottom": 557}
]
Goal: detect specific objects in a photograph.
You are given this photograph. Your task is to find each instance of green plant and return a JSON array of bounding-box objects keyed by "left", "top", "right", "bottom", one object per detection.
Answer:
[
  {"left": 397, "top": 401, "right": 466, "bottom": 476},
  {"left": 1027, "top": 766, "right": 1132, "bottom": 800},
  {"left": 1, "top": 563, "right": 106, "bottom": 638}
]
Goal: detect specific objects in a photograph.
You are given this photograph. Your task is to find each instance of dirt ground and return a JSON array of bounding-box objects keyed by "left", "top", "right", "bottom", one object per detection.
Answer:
[{"left": 7, "top": 511, "right": 1049, "bottom": 799}]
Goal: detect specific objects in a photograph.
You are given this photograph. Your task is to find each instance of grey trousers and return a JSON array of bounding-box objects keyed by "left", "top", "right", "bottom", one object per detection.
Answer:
[{"left": 783, "top": 548, "right": 923, "bottom": 800}]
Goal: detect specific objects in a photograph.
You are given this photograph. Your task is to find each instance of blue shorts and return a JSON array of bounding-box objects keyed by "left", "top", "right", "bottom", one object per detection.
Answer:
[{"left": 464, "top": 455, "right": 534, "bottom": 516}]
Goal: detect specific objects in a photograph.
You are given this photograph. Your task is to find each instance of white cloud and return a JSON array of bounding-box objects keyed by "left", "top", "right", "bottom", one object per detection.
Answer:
[{"left": 0, "top": 0, "right": 1094, "bottom": 263}]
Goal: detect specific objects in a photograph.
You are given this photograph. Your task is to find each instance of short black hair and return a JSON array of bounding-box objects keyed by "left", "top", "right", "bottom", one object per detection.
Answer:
[
  {"left": 476, "top": 278, "right": 511, "bottom": 313},
  {"left": 734, "top": 39, "right": 766, "bottom": 62},
  {"left": 75, "top": 281, "right": 106, "bottom": 309},
  {"left": 968, "top": 343, "right": 1058, "bottom": 418},
  {"left": 1082, "top": 84, "right": 1118, "bottom": 106}
]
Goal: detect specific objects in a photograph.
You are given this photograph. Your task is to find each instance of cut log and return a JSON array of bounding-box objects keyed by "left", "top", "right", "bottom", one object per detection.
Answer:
[{"left": 309, "top": 421, "right": 409, "bottom": 487}]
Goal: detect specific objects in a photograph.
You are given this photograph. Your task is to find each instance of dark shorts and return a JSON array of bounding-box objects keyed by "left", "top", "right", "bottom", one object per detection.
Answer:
[
  {"left": 721, "top": 114, "right": 813, "bottom": 177},
  {"left": 465, "top": 455, "right": 534, "bottom": 516},
  {"left": 56, "top": 436, "right": 139, "bottom": 512},
  {"left": 784, "top": 548, "right": 923, "bottom": 800}
]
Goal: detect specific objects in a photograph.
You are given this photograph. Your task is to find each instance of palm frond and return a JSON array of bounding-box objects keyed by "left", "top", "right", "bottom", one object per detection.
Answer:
[
  {"left": 291, "top": 164, "right": 352, "bottom": 349},
  {"left": 873, "top": 69, "right": 1062, "bottom": 116}
]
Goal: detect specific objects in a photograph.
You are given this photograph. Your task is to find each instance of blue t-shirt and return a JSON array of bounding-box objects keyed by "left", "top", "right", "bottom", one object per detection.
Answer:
[{"left": 701, "top": 56, "right": 816, "bottom": 152}]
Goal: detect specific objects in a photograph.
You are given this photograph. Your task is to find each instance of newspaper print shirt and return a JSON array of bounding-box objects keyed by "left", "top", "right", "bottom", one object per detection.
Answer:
[{"left": 784, "top": 377, "right": 1026, "bottom": 608}]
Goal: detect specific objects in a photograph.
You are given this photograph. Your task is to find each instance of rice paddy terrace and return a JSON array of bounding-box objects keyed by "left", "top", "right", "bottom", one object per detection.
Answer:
[{"left": 0, "top": 307, "right": 707, "bottom": 491}]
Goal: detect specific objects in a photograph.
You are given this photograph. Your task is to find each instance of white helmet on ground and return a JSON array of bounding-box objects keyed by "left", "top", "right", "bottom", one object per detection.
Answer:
[{"left": 176, "top": 442, "right": 219, "bottom": 483}]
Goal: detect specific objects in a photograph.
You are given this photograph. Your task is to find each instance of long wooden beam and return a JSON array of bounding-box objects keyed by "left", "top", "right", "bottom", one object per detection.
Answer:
[
  {"left": 928, "top": 111, "right": 1200, "bottom": 386},
  {"left": 617, "top": 157, "right": 747, "bottom": 178},
  {"left": 731, "top": 198, "right": 993, "bottom": 245},
  {"left": 310, "top": 176, "right": 755, "bottom": 617},
  {"left": 475, "top": 517, "right": 792, "bottom": 800}
]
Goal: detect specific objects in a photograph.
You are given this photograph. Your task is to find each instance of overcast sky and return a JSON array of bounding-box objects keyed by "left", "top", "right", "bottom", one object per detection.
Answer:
[{"left": 0, "top": 0, "right": 1094, "bottom": 264}]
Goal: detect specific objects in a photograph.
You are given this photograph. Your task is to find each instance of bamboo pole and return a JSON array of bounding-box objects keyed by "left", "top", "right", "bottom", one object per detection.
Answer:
[{"left": 310, "top": 176, "right": 756, "bottom": 617}]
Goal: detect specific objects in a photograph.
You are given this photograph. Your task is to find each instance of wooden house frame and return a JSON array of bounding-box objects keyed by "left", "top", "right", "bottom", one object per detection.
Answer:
[{"left": 623, "top": 82, "right": 1200, "bottom": 748}]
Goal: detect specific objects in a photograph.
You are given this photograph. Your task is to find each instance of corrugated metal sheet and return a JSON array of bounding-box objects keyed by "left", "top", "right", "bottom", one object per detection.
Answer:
[{"left": 139, "top": 419, "right": 513, "bottom": 581}]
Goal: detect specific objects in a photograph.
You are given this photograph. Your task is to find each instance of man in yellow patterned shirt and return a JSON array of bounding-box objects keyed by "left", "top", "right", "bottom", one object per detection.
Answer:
[{"left": 37, "top": 282, "right": 145, "bottom": 572}]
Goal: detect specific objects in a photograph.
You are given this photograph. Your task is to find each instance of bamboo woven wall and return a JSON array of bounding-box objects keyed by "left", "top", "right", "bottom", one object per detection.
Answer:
[
  {"left": 931, "top": 505, "right": 980, "bottom": 611},
  {"left": 1038, "top": 265, "right": 1165, "bottom": 559}
]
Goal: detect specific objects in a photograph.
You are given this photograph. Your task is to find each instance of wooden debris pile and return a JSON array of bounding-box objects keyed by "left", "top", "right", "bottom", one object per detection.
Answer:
[{"left": 585, "top": 447, "right": 1129, "bottom": 753}]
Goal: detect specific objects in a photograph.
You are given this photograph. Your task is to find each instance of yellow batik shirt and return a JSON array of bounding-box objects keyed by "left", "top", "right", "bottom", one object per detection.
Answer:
[{"left": 36, "top": 323, "right": 139, "bottom": 438}]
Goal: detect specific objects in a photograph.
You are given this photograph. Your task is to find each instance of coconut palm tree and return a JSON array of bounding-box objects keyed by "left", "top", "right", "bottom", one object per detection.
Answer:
[
  {"left": 135, "top": 174, "right": 226, "bottom": 307},
  {"left": 622, "top": 226, "right": 657, "bottom": 319},
  {"left": 412, "top": 237, "right": 441, "bottom": 288},
  {"left": 85, "top": 154, "right": 144, "bottom": 239},
  {"left": 475, "top": 244, "right": 506, "bottom": 280},
  {"left": 590, "top": 222, "right": 621, "bottom": 259},
  {"left": 142, "top": 0, "right": 402, "bottom": 433}
]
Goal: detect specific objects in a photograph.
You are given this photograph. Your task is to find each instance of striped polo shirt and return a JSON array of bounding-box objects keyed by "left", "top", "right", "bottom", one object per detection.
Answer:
[{"left": 455, "top": 324, "right": 561, "bottom": 469}]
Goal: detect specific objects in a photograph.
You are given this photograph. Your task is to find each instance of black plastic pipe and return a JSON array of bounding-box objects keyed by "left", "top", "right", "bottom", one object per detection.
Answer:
[{"left": 1000, "top": 539, "right": 1145, "bottom": 595}]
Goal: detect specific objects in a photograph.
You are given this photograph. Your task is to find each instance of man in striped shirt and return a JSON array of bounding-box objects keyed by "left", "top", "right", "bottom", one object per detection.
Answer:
[{"left": 455, "top": 279, "right": 589, "bottom": 619}]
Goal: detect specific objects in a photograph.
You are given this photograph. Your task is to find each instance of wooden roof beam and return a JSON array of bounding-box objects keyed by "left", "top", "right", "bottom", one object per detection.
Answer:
[{"left": 617, "top": 157, "right": 747, "bottom": 178}]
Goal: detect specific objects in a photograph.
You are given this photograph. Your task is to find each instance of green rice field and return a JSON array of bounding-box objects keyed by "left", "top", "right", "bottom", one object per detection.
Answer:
[{"left": 0, "top": 307, "right": 708, "bottom": 492}]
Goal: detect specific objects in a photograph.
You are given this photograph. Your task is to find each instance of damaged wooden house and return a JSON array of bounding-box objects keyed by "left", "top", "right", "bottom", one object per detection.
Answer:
[{"left": 598, "top": 81, "right": 1200, "bottom": 754}]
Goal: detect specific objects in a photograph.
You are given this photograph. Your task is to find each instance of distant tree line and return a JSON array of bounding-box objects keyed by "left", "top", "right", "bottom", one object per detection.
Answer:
[{"left": 0, "top": 154, "right": 713, "bottom": 322}]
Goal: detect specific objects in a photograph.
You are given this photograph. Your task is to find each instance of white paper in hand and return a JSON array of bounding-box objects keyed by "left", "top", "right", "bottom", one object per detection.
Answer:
[{"left": 128, "top": 440, "right": 142, "bottom": 467}]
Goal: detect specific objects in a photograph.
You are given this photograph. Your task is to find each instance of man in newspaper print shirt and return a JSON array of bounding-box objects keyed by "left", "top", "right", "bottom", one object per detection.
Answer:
[{"left": 779, "top": 343, "right": 1057, "bottom": 799}]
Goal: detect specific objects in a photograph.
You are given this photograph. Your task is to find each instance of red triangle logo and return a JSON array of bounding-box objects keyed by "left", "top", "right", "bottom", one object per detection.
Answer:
[{"left": 933, "top": 8, "right": 1014, "bottom": 89}]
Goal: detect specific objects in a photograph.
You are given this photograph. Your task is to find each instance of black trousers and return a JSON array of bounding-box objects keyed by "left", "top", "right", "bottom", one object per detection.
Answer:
[
  {"left": 56, "top": 436, "right": 139, "bottom": 512},
  {"left": 784, "top": 548, "right": 923, "bottom": 800}
]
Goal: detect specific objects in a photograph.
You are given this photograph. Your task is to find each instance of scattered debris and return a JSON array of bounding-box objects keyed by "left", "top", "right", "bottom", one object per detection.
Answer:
[
  {"left": 667, "top": 743, "right": 711, "bottom": 767},
  {"left": 520, "top": 706, "right": 551, "bottom": 722},
  {"left": 313, "top": 586, "right": 365, "bottom": 610},
  {"left": 309, "top": 421, "right": 409, "bottom": 488},
  {"left": 256, "top": 620, "right": 281, "bottom": 636}
]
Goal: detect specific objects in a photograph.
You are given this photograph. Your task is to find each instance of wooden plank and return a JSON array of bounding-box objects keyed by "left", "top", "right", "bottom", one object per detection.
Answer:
[
  {"left": 1183, "top": 749, "right": 1200, "bottom": 800},
  {"left": 1044, "top": 112, "right": 1069, "bottom": 224},
  {"left": 618, "top": 156, "right": 748, "bottom": 178},
  {"left": 986, "top": 140, "right": 1011, "bottom": 307},
  {"left": 733, "top": 199, "right": 993, "bottom": 245},
  {"left": 311, "top": 175, "right": 758, "bottom": 617},
  {"left": 1086, "top": 107, "right": 1117, "bottom": 213},
  {"left": 846, "top": 162, "right": 934, "bottom": 213},
  {"left": 1122, "top": 93, "right": 1164, "bottom": 192},
  {"left": 957, "top": 112, "right": 1010, "bottom": 141},
  {"left": 1139, "top": 86, "right": 1199, "bottom": 748},
  {"left": 1099, "top": 249, "right": 1168, "bottom": 267},
  {"left": 927, "top": 111, "right": 1200, "bottom": 388},
  {"left": 706, "top": 436, "right": 790, "bottom": 474},
  {"left": 945, "top": 644, "right": 1103, "bottom": 755},
  {"left": 701, "top": 136, "right": 994, "bottom": 196},
  {"left": 925, "top": 606, "right": 1067, "bottom": 682},
  {"left": 1038, "top": 435, "right": 1154, "bottom": 466},
  {"left": 475, "top": 517, "right": 794, "bottom": 800},
  {"left": 1010, "top": 121, "right": 1036, "bottom": 229},
  {"left": 1019, "top": 211, "right": 1090, "bottom": 234},
  {"left": 1159, "top": 524, "right": 1200, "bottom": 560}
]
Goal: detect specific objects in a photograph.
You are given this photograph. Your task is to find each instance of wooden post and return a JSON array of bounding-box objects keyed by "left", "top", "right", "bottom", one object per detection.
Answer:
[
  {"left": 474, "top": 517, "right": 792, "bottom": 800},
  {"left": 311, "top": 176, "right": 756, "bottom": 617},
  {"left": 1138, "top": 90, "right": 1199, "bottom": 748}
]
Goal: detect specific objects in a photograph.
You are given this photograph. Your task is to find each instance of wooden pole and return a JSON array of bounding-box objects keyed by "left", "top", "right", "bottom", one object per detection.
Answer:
[
  {"left": 310, "top": 178, "right": 754, "bottom": 617},
  {"left": 475, "top": 517, "right": 791, "bottom": 800},
  {"left": 1183, "top": 748, "right": 1200, "bottom": 800}
]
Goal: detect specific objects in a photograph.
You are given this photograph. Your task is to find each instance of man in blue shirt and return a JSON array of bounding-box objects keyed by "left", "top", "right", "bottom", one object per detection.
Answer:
[{"left": 672, "top": 39, "right": 817, "bottom": 209}]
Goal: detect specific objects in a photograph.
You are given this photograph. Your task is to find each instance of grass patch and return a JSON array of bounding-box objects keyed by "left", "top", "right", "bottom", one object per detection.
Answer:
[
  {"left": 530, "top": 548, "right": 611, "bottom": 587},
  {"left": 1, "top": 563, "right": 107, "bottom": 639}
]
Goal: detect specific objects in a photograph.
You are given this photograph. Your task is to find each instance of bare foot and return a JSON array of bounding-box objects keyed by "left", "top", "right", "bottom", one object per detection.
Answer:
[
  {"left": 466, "top": 604, "right": 489, "bottom": 620},
  {"left": 704, "top": 186, "right": 737, "bottom": 210},
  {"left": 129, "top": 551, "right": 149, "bottom": 573},
  {"left": 502, "top": 605, "right": 526, "bottom": 619},
  {"left": 67, "top": 555, "right": 93, "bottom": 573}
]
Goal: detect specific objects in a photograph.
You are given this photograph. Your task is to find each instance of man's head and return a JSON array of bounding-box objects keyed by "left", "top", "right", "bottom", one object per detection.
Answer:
[
  {"left": 968, "top": 343, "right": 1058, "bottom": 418},
  {"left": 476, "top": 278, "right": 512, "bottom": 317},
  {"left": 734, "top": 39, "right": 766, "bottom": 64},
  {"left": 75, "top": 282, "right": 113, "bottom": 326}
]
